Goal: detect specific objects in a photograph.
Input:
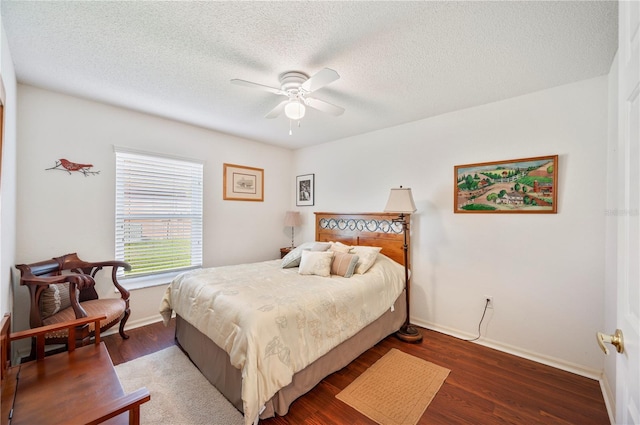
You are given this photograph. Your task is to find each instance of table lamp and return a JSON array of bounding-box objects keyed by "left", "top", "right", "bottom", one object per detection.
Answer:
[{"left": 284, "top": 211, "right": 302, "bottom": 248}]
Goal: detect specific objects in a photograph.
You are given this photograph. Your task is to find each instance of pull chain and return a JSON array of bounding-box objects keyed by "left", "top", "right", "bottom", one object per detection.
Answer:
[{"left": 289, "top": 119, "right": 301, "bottom": 135}]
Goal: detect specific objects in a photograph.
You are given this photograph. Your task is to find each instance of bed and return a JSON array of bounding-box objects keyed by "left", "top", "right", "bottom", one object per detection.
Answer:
[{"left": 159, "top": 212, "right": 410, "bottom": 424}]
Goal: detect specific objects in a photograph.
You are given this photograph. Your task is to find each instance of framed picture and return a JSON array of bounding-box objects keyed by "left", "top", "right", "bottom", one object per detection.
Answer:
[
  {"left": 296, "top": 174, "right": 314, "bottom": 206},
  {"left": 454, "top": 155, "right": 558, "bottom": 213},
  {"left": 223, "top": 163, "right": 264, "bottom": 202}
]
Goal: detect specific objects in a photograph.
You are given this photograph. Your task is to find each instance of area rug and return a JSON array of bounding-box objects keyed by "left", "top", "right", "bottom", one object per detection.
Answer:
[
  {"left": 114, "top": 345, "right": 244, "bottom": 425},
  {"left": 336, "top": 348, "right": 450, "bottom": 425}
]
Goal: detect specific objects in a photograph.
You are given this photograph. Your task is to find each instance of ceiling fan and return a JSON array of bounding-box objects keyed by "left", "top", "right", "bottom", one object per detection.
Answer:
[{"left": 231, "top": 68, "right": 345, "bottom": 122}]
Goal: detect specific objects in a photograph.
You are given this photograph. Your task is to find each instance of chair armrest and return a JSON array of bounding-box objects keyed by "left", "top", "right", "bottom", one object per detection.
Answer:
[
  {"left": 88, "top": 260, "right": 131, "bottom": 272},
  {"left": 19, "top": 273, "right": 96, "bottom": 290},
  {"left": 56, "top": 253, "right": 131, "bottom": 300},
  {"left": 82, "top": 388, "right": 151, "bottom": 425},
  {"left": 57, "top": 253, "right": 131, "bottom": 274},
  {"left": 10, "top": 315, "right": 106, "bottom": 360},
  {"left": 9, "top": 315, "right": 106, "bottom": 342}
]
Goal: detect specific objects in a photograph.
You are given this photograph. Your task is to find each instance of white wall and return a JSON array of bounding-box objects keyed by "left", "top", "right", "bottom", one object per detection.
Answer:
[
  {"left": 0, "top": 20, "right": 17, "bottom": 320},
  {"left": 294, "top": 76, "right": 609, "bottom": 376},
  {"left": 15, "top": 85, "right": 294, "bottom": 331},
  {"left": 12, "top": 75, "right": 610, "bottom": 376}
]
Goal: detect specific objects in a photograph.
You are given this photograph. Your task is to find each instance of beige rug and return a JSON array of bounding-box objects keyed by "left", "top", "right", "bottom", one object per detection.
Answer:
[
  {"left": 115, "top": 345, "right": 244, "bottom": 425},
  {"left": 336, "top": 348, "right": 450, "bottom": 425}
]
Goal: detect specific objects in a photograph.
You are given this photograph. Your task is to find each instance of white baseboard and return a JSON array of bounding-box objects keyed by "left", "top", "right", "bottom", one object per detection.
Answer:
[
  {"left": 102, "top": 313, "right": 172, "bottom": 337},
  {"left": 600, "top": 372, "right": 616, "bottom": 424},
  {"left": 16, "top": 346, "right": 31, "bottom": 362},
  {"left": 414, "top": 319, "right": 602, "bottom": 380}
]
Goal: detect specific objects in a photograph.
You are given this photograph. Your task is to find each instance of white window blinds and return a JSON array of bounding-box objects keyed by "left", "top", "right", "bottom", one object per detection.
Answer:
[{"left": 115, "top": 148, "right": 203, "bottom": 278}]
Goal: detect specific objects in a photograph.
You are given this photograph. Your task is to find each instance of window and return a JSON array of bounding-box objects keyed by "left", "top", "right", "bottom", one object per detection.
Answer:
[{"left": 115, "top": 148, "right": 203, "bottom": 286}]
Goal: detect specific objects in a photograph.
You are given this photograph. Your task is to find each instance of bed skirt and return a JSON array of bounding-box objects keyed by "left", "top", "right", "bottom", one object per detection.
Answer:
[{"left": 175, "top": 289, "right": 406, "bottom": 419}]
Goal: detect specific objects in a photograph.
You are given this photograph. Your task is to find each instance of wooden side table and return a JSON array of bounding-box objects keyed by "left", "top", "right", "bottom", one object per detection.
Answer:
[{"left": 280, "top": 247, "right": 294, "bottom": 258}]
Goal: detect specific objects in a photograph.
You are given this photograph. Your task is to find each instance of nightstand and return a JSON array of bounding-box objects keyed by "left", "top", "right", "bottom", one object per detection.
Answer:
[{"left": 280, "top": 247, "right": 294, "bottom": 258}]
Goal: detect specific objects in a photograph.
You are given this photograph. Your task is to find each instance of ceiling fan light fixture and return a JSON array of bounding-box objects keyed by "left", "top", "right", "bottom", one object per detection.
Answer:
[{"left": 284, "top": 100, "right": 306, "bottom": 120}]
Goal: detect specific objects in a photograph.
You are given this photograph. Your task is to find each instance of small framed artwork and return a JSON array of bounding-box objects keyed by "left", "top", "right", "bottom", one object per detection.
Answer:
[
  {"left": 454, "top": 155, "right": 558, "bottom": 213},
  {"left": 296, "top": 174, "right": 314, "bottom": 206},
  {"left": 223, "top": 163, "right": 264, "bottom": 202}
]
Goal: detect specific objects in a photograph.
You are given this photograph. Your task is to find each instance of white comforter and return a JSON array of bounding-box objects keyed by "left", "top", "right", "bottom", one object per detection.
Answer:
[{"left": 159, "top": 254, "right": 405, "bottom": 425}]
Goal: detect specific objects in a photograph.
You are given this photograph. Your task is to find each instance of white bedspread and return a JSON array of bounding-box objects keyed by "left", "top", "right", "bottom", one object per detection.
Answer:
[{"left": 159, "top": 254, "right": 405, "bottom": 425}]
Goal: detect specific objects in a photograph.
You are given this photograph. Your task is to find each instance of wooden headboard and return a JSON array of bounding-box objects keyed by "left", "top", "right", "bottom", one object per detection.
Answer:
[{"left": 314, "top": 212, "right": 410, "bottom": 267}]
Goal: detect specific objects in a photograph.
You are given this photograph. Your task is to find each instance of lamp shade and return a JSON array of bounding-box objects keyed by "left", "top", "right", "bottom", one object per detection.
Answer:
[
  {"left": 384, "top": 187, "right": 417, "bottom": 213},
  {"left": 284, "top": 101, "right": 306, "bottom": 120},
  {"left": 284, "top": 211, "right": 302, "bottom": 227}
]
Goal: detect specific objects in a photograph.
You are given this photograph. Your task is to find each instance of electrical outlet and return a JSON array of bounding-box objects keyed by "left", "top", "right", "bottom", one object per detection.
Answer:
[{"left": 485, "top": 296, "right": 494, "bottom": 309}]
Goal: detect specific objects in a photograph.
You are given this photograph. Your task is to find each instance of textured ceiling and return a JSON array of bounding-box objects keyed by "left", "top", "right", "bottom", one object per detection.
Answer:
[{"left": 1, "top": 1, "right": 617, "bottom": 150}]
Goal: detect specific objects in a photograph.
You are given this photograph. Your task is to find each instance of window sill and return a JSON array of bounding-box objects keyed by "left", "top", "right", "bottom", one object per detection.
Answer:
[{"left": 120, "top": 270, "right": 187, "bottom": 291}]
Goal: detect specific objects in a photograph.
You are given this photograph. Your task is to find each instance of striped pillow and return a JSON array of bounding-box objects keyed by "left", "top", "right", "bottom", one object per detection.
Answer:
[
  {"left": 39, "top": 283, "right": 72, "bottom": 319},
  {"left": 330, "top": 252, "right": 360, "bottom": 278}
]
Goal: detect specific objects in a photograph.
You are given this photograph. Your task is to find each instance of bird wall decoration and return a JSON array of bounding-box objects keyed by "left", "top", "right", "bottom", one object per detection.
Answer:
[{"left": 46, "top": 158, "right": 100, "bottom": 176}]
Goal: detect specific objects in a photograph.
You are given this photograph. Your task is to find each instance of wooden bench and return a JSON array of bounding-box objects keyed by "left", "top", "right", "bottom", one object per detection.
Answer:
[{"left": 1, "top": 313, "right": 150, "bottom": 425}]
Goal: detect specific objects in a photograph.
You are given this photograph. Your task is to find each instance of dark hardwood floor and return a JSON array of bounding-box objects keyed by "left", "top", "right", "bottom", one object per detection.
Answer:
[{"left": 104, "top": 320, "right": 610, "bottom": 425}]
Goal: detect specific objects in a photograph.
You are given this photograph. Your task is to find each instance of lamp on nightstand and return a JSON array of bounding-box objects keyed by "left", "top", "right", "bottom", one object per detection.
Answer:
[
  {"left": 384, "top": 186, "right": 423, "bottom": 343},
  {"left": 284, "top": 211, "right": 302, "bottom": 248}
]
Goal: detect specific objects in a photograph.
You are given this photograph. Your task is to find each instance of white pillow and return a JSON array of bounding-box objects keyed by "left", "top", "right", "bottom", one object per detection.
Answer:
[
  {"left": 329, "top": 241, "right": 353, "bottom": 253},
  {"left": 298, "top": 250, "right": 334, "bottom": 277},
  {"left": 351, "top": 246, "right": 382, "bottom": 274},
  {"left": 310, "top": 242, "right": 331, "bottom": 252},
  {"left": 281, "top": 242, "right": 331, "bottom": 268}
]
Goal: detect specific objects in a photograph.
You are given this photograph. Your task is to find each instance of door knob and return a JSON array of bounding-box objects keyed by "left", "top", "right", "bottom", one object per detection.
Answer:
[{"left": 596, "top": 329, "right": 624, "bottom": 355}]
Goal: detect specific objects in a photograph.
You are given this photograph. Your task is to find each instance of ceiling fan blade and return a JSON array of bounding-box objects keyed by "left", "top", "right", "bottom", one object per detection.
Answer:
[
  {"left": 301, "top": 68, "right": 340, "bottom": 93},
  {"left": 231, "top": 79, "right": 285, "bottom": 96},
  {"left": 265, "top": 100, "right": 288, "bottom": 119},
  {"left": 305, "top": 97, "right": 345, "bottom": 116}
]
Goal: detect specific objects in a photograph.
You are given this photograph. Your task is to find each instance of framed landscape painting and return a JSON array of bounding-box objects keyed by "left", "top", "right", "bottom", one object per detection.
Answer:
[
  {"left": 454, "top": 155, "right": 558, "bottom": 213},
  {"left": 223, "top": 163, "right": 264, "bottom": 201}
]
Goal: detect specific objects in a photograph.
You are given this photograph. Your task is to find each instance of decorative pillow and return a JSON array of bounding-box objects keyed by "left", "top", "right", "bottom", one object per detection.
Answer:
[
  {"left": 351, "top": 246, "right": 383, "bottom": 274},
  {"left": 281, "top": 242, "right": 315, "bottom": 268},
  {"left": 281, "top": 242, "right": 330, "bottom": 268},
  {"left": 310, "top": 242, "right": 331, "bottom": 252},
  {"left": 330, "top": 252, "right": 360, "bottom": 278},
  {"left": 39, "top": 283, "right": 72, "bottom": 319},
  {"left": 329, "top": 241, "right": 353, "bottom": 253},
  {"left": 298, "top": 250, "right": 334, "bottom": 277}
]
